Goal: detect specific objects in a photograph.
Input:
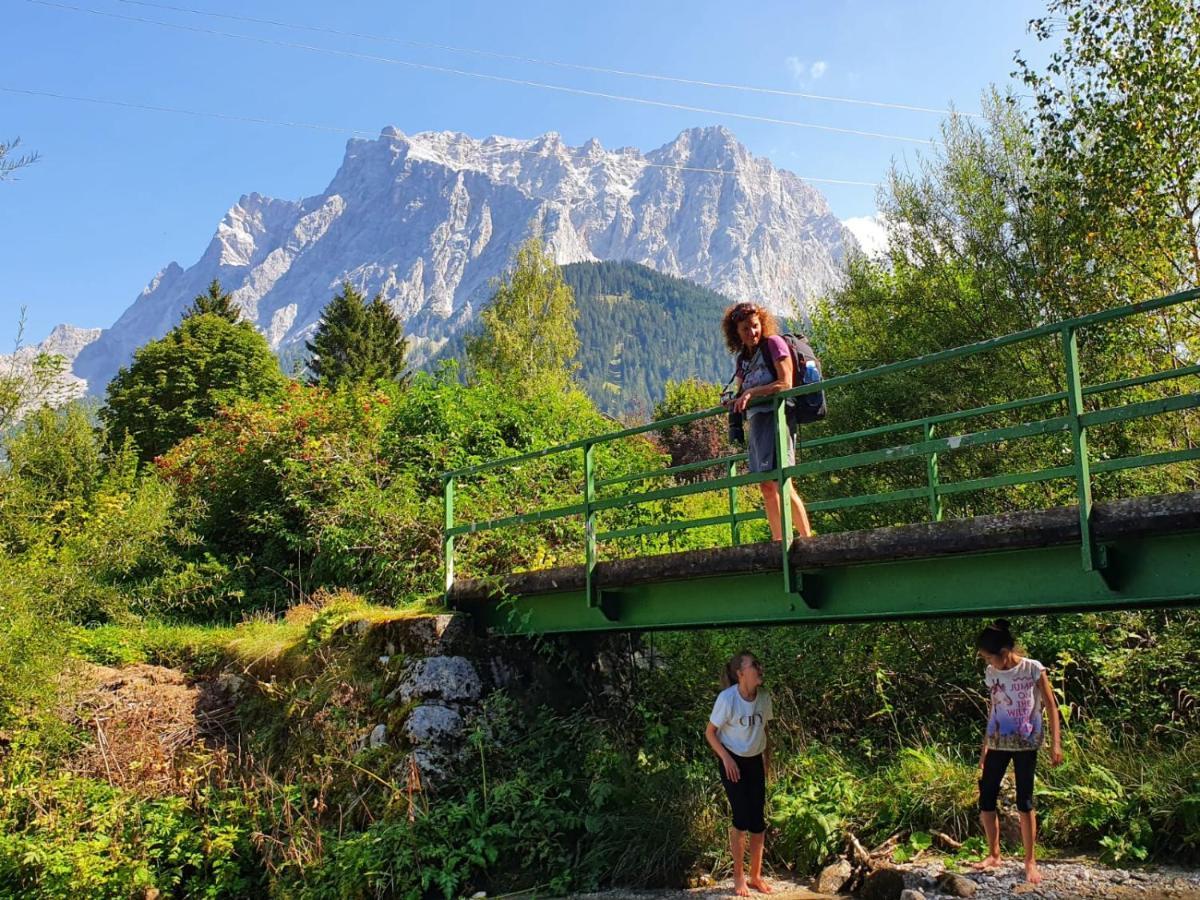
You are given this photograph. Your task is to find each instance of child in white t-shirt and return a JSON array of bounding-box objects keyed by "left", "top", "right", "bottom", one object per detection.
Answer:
[{"left": 705, "top": 650, "right": 773, "bottom": 896}]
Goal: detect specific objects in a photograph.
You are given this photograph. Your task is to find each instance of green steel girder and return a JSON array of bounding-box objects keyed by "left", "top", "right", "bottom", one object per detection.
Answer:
[{"left": 455, "top": 529, "right": 1200, "bottom": 635}]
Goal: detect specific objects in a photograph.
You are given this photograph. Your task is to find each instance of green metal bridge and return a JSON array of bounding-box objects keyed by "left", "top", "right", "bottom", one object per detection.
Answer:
[{"left": 443, "top": 289, "right": 1200, "bottom": 634}]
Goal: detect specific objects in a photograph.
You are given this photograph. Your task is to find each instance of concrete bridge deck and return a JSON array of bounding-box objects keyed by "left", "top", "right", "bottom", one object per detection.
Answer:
[{"left": 449, "top": 491, "right": 1200, "bottom": 634}]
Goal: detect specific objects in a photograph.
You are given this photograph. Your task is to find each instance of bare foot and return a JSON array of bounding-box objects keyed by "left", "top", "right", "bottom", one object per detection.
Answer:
[
  {"left": 971, "top": 855, "right": 1002, "bottom": 871},
  {"left": 1025, "top": 861, "right": 1042, "bottom": 884},
  {"left": 733, "top": 879, "right": 751, "bottom": 897},
  {"left": 748, "top": 877, "right": 773, "bottom": 894}
]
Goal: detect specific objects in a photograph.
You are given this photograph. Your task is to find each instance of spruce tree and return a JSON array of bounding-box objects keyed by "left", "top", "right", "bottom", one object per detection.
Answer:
[
  {"left": 306, "top": 283, "right": 409, "bottom": 387},
  {"left": 184, "top": 279, "right": 241, "bottom": 322}
]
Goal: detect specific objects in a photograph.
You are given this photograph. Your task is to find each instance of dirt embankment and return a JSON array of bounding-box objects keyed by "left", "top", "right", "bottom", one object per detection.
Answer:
[{"left": 65, "top": 663, "right": 234, "bottom": 797}]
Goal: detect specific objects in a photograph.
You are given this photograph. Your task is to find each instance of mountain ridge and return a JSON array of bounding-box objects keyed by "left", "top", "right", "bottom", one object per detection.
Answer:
[{"left": 50, "top": 124, "right": 857, "bottom": 395}]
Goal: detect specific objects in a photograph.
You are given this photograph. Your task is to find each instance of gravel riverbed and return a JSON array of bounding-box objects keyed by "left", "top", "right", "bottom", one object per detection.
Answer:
[{"left": 572, "top": 858, "right": 1200, "bottom": 900}]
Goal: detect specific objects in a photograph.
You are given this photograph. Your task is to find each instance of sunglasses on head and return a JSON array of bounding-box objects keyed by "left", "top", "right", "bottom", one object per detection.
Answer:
[{"left": 731, "top": 304, "right": 757, "bottom": 322}]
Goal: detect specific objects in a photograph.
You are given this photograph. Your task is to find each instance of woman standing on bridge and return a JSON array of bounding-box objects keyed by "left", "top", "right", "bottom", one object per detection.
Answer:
[{"left": 723, "top": 302, "right": 812, "bottom": 541}]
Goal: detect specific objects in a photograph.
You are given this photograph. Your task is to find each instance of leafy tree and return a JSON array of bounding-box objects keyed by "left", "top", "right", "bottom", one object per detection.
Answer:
[
  {"left": 183, "top": 279, "right": 241, "bottom": 322},
  {"left": 0, "top": 309, "right": 69, "bottom": 433},
  {"left": 440, "top": 260, "right": 735, "bottom": 416},
  {"left": 653, "top": 379, "right": 733, "bottom": 482},
  {"left": 101, "top": 313, "right": 285, "bottom": 462},
  {"left": 0, "top": 136, "right": 38, "bottom": 182},
  {"left": 306, "top": 282, "right": 409, "bottom": 387},
  {"left": 1017, "top": 0, "right": 1200, "bottom": 295},
  {"left": 156, "top": 369, "right": 667, "bottom": 609},
  {"left": 809, "top": 90, "right": 1197, "bottom": 533},
  {"left": 466, "top": 238, "right": 579, "bottom": 391}
]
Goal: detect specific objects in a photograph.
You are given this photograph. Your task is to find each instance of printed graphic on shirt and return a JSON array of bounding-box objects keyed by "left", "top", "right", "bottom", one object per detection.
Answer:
[
  {"left": 985, "top": 658, "right": 1045, "bottom": 751},
  {"left": 738, "top": 337, "right": 789, "bottom": 418},
  {"left": 709, "top": 685, "right": 772, "bottom": 757}
]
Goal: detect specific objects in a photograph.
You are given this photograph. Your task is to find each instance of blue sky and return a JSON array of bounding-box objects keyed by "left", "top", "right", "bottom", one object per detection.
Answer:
[{"left": 1, "top": 0, "right": 1048, "bottom": 347}]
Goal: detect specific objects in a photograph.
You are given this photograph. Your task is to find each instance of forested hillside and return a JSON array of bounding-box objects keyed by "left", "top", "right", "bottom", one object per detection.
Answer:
[{"left": 438, "top": 260, "right": 739, "bottom": 416}]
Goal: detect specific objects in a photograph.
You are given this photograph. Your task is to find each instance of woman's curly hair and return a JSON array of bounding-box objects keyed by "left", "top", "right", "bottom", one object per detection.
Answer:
[{"left": 721, "top": 302, "right": 779, "bottom": 357}]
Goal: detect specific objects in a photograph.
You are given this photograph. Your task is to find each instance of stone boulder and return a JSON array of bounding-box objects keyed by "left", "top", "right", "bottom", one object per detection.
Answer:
[
  {"left": 403, "top": 704, "right": 467, "bottom": 775},
  {"left": 392, "top": 656, "right": 482, "bottom": 706},
  {"left": 815, "top": 858, "right": 853, "bottom": 894},
  {"left": 935, "top": 872, "right": 978, "bottom": 897}
]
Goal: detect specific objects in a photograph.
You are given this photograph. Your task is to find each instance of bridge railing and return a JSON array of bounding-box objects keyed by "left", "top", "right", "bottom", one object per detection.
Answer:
[{"left": 443, "top": 288, "right": 1200, "bottom": 602}]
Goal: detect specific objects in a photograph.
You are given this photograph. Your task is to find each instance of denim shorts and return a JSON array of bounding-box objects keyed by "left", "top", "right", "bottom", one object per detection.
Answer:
[{"left": 747, "top": 411, "right": 795, "bottom": 474}]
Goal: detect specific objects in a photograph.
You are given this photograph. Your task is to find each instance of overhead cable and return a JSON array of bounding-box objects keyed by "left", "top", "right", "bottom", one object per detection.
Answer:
[
  {"left": 114, "top": 0, "right": 979, "bottom": 118},
  {"left": 27, "top": 0, "right": 937, "bottom": 146},
  {"left": 0, "top": 85, "right": 881, "bottom": 187}
]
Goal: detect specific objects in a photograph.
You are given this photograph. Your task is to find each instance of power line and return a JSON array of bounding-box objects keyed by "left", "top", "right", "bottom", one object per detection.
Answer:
[
  {"left": 28, "top": 0, "right": 937, "bottom": 146},
  {"left": 0, "top": 84, "right": 377, "bottom": 136},
  {"left": 115, "top": 0, "right": 979, "bottom": 119},
  {"left": 0, "top": 85, "right": 881, "bottom": 187}
]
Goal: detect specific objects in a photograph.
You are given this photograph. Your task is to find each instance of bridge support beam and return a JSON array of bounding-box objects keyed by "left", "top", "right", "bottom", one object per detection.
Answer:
[
  {"left": 450, "top": 493, "right": 1200, "bottom": 635},
  {"left": 461, "top": 530, "right": 1199, "bottom": 634}
]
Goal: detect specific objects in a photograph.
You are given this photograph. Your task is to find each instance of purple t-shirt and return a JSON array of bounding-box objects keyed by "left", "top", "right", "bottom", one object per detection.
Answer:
[{"left": 736, "top": 336, "right": 790, "bottom": 418}]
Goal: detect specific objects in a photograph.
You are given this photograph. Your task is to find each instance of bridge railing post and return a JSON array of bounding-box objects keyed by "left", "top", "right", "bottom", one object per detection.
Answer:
[
  {"left": 1061, "top": 325, "right": 1098, "bottom": 571},
  {"left": 584, "top": 442, "right": 598, "bottom": 606},
  {"left": 727, "top": 457, "right": 740, "bottom": 546},
  {"left": 924, "top": 420, "right": 944, "bottom": 522},
  {"left": 443, "top": 474, "right": 455, "bottom": 598},
  {"left": 774, "top": 395, "right": 795, "bottom": 592}
]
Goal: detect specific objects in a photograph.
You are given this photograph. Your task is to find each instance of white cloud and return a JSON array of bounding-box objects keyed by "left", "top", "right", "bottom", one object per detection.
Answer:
[
  {"left": 842, "top": 215, "right": 890, "bottom": 259},
  {"left": 785, "top": 57, "right": 828, "bottom": 85}
]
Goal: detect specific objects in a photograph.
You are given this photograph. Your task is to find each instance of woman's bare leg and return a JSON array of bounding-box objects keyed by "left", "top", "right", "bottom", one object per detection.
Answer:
[
  {"left": 761, "top": 482, "right": 812, "bottom": 540},
  {"left": 789, "top": 484, "right": 812, "bottom": 537},
  {"left": 760, "top": 482, "right": 782, "bottom": 541}
]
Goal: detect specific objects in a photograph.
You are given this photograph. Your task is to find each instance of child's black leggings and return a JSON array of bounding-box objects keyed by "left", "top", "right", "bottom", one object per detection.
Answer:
[
  {"left": 979, "top": 749, "right": 1037, "bottom": 813},
  {"left": 718, "top": 752, "right": 766, "bottom": 833}
]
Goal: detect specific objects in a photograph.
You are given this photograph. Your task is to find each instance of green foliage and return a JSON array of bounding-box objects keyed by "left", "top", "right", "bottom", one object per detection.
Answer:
[
  {"left": 808, "top": 91, "right": 1198, "bottom": 535},
  {"left": 0, "top": 766, "right": 265, "bottom": 899},
  {"left": 100, "top": 312, "right": 286, "bottom": 463},
  {"left": 0, "top": 310, "right": 69, "bottom": 434},
  {"left": 443, "top": 260, "right": 737, "bottom": 416},
  {"left": 0, "top": 402, "right": 222, "bottom": 724},
  {"left": 770, "top": 750, "right": 861, "bottom": 871},
  {"left": 466, "top": 238, "right": 579, "bottom": 393},
  {"left": 566, "top": 261, "right": 734, "bottom": 416},
  {"left": 154, "top": 369, "right": 666, "bottom": 613},
  {"left": 305, "top": 282, "right": 409, "bottom": 387},
  {"left": 1018, "top": 0, "right": 1200, "bottom": 295},
  {"left": 183, "top": 279, "right": 241, "bottom": 323}
]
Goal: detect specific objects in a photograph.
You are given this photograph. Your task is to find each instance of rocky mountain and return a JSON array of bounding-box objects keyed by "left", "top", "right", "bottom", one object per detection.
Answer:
[
  {"left": 69, "top": 125, "right": 857, "bottom": 394},
  {"left": 0, "top": 324, "right": 101, "bottom": 412}
]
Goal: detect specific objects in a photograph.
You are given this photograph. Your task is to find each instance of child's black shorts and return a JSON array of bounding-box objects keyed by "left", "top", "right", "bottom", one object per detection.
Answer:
[
  {"left": 979, "top": 748, "right": 1037, "bottom": 813},
  {"left": 718, "top": 751, "right": 766, "bottom": 834}
]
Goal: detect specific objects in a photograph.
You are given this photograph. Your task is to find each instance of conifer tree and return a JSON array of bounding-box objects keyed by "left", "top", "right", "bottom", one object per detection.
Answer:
[
  {"left": 306, "top": 283, "right": 409, "bottom": 387},
  {"left": 184, "top": 279, "right": 241, "bottom": 322}
]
